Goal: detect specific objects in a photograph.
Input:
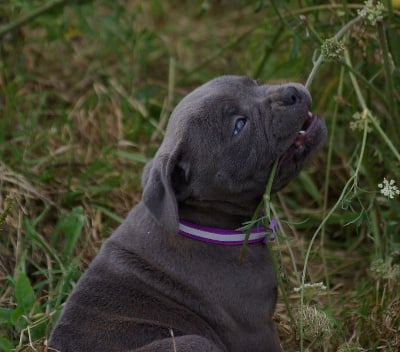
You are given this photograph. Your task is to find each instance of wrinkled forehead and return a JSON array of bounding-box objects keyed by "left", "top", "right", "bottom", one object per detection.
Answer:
[
  {"left": 172, "top": 76, "right": 259, "bottom": 116},
  {"left": 189, "top": 75, "right": 259, "bottom": 101},
  {"left": 201, "top": 75, "right": 258, "bottom": 90}
]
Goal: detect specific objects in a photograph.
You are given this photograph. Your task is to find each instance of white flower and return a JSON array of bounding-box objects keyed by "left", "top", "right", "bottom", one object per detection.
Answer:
[
  {"left": 358, "top": 0, "right": 385, "bottom": 25},
  {"left": 294, "top": 282, "right": 327, "bottom": 293},
  {"left": 370, "top": 258, "right": 400, "bottom": 280},
  {"left": 378, "top": 178, "right": 400, "bottom": 199},
  {"left": 349, "top": 111, "right": 372, "bottom": 132}
]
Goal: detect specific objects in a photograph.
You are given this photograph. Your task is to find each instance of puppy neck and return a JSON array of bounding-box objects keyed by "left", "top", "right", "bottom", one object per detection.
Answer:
[{"left": 178, "top": 203, "right": 252, "bottom": 230}]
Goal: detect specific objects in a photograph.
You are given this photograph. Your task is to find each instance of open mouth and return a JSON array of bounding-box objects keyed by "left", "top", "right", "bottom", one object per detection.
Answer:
[
  {"left": 273, "top": 109, "right": 327, "bottom": 191},
  {"left": 278, "top": 109, "right": 326, "bottom": 166},
  {"left": 293, "top": 111, "right": 315, "bottom": 147}
]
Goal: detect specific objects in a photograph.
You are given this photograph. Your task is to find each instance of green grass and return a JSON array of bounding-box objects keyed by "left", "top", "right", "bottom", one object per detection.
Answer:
[{"left": 1, "top": 1, "right": 399, "bottom": 351}]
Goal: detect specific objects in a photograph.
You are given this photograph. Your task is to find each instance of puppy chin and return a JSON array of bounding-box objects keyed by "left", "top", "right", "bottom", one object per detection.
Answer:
[{"left": 272, "top": 159, "right": 303, "bottom": 193}]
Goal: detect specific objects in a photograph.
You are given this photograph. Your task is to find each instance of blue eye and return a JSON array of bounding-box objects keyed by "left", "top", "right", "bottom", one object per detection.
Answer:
[{"left": 233, "top": 118, "right": 247, "bottom": 135}]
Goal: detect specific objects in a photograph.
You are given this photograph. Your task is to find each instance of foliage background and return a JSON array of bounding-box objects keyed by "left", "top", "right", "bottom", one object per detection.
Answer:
[{"left": 0, "top": 1, "right": 399, "bottom": 351}]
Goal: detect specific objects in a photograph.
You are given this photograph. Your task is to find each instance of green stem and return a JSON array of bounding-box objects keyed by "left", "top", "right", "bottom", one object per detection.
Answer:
[
  {"left": 344, "top": 49, "right": 400, "bottom": 164},
  {"left": 184, "top": 26, "right": 256, "bottom": 80},
  {"left": 368, "top": 112, "right": 400, "bottom": 163},
  {"left": 304, "top": 19, "right": 324, "bottom": 45},
  {"left": 262, "top": 160, "right": 297, "bottom": 328},
  {"left": 0, "top": 0, "right": 70, "bottom": 38},
  {"left": 263, "top": 159, "right": 279, "bottom": 220},
  {"left": 376, "top": 20, "right": 398, "bottom": 136},
  {"left": 337, "top": 60, "right": 388, "bottom": 107},
  {"left": 187, "top": 5, "right": 366, "bottom": 84},
  {"left": 305, "top": 16, "right": 363, "bottom": 89},
  {"left": 305, "top": 55, "right": 323, "bottom": 90},
  {"left": 252, "top": 24, "right": 284, "bottom": 78},
  {"left": 239, "top": 200, "right": 264, "bottom": 264},
  {"left": 354, "top": 110, "right": 369, "bottom": 180},
  {"left": 266, "top": 227, "right": 296, "bottom": 327},
  {"left": 299, "top": 112, "right": 369, "bottom": 351},
  {"left": 300, "top": 45, "right": 374, "bottom": 352},
  {"left": 270, "top": 0, "right": 289, "bottom": 28},
  {"left": 376, "top": 21, "right": 396, "bottom": 108},
  {"left": 271, "top": 203, "right": 300, "bottom": 284},
  {"left": 321, "top": 66, "right": 345, "bottom": 297},
  {"left": 344, "top": 50, "right": 367, "bottom": 109},
  {"left": 239, "top": 159, "right": 279, "bottom": 263}
]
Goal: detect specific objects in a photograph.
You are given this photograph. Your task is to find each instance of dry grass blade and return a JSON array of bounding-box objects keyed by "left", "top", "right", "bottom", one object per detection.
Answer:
[{"left": 0, "top": 162, "right": 54, "bottom": 206}]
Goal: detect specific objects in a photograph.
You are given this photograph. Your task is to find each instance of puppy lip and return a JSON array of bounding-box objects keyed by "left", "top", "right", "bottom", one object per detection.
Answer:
[
  {"left": 294, "top": 111, "right": 315, "bottom": 147},
  {"left": 277, "top": 111, "right": 325, "bottom": 164}
]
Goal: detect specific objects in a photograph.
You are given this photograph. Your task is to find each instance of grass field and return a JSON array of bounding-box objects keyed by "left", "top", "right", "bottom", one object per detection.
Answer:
[{"left": 1, "top": 1, "right": 399, "bottom": 351}]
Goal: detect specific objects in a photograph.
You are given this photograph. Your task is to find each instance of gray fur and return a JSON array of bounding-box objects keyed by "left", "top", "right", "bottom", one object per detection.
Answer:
[{"left": 49, "top": 75, "right": 327, "bottom": 352}]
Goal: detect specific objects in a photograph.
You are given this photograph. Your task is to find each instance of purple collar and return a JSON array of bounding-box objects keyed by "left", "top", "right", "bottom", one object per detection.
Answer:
[{"left": 178, "top": 219, "right": 276, "bottom": 246}]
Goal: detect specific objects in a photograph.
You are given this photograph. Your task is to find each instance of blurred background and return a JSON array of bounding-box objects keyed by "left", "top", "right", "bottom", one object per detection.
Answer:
[{"left": 0, "top": 1, "right": 399, "bottom": 351}]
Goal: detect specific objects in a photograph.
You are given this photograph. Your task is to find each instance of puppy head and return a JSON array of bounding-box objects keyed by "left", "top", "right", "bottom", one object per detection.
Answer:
[{"left": 142, "top": 75, "right": 327, "bottom": 233}]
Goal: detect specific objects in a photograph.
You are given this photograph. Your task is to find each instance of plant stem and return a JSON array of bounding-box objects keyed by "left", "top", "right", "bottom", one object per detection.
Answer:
[
  {"left": 0, "top": 0, "right": 70, "bottom": 38},
  {"left": 263, "top": 161, "right": 297, "bottom": 327},
  {"left": 239, "top": 200, "right": 264, "bottom": 264},
  {"left": 344, "top": 50, "right": 367, "bottom": 109},
  {"left": 266, "top": 226, "right": 296, "bottom": 327},
  {"left": 253, "top": 24, "right": 284, "bottom": 78},
  {"left": 260, "top": 158, "right": 296, "bottom": 328},
  {"left": 240, "top": 159, "right": 279, "bottom": 263},
  {"left": 300, "top": 45, "right": 376, "bottom": 352},
  {"left": 321, "top": 66, "right": 345, "bottom": 297},
  {"left": 305, "top": 55, "right": 323, "bottom": 90},
  {"left": 299, "top": 111, "right": 369, "bottom": 351},
  {"left": 271, "top": 203, "right": 300, "bottom": 284},
  {"left": 305, "top": 16, "right": 363, "bottom": 89},
  {"left": 376, "top": 20, "right": 398, "bottom": 133},
  {"left": 344, "top": 49, "right": 400, "bottom": 164},
  {"left": 263, "top": 159, "right": 279, "bottom": 220},
  {"left": 368, "top": 112, "right": 400, "bottom": 163},
  {"left": 338, "top": 60, "right": 388, "bottom": 107}
]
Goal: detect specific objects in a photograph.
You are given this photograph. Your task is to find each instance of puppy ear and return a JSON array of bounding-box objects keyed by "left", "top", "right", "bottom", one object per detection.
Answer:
[
  {"left": 171, "top": 160, "right": 191, "bottom": 202},
  {"left": 141, "top": 158, "right": 154, "bottom": 189},
  {"left": 142, "top": 148, "right": 189, "bottom": 235}
]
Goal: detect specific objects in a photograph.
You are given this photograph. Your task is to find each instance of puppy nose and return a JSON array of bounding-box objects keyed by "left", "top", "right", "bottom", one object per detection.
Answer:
[{"left": 281, "top": 85, "right": 311, "bottom": 107}]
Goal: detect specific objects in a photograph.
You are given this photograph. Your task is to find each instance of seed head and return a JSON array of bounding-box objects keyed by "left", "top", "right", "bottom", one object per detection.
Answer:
[
  {"left": 300, "top": 305, "right": 333, "bottom": 344},
  {"left": 337, "top": 341, "right": 363, "bottom": 352},
  {"left": 321, "top": 37, "right": 345, "bottom": 62}
]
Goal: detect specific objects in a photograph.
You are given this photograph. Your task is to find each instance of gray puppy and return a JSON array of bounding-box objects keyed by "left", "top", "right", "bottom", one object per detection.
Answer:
[{"left": 49, "top": 75, "right": 327, "bottom": 352}]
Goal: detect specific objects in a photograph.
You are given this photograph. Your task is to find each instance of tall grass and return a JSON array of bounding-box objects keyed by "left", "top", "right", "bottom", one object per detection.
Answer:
[{"left": 0, "top": 1, "right": 399, "bottom": 351}]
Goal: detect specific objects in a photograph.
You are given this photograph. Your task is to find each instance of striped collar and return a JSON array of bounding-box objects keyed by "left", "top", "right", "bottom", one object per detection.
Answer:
[{"left": 178, "top": 219, "right": 276, "bottom": 246}]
